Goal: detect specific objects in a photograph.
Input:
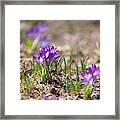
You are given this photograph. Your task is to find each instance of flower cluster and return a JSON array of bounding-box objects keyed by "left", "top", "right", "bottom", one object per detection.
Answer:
[
  {"left": 81, "top": 64, "right": 100, "bottom": 85},
  {"left": 34, "top": 46, "right": 61, "bottom": 64},
  {"left": 26, "top": 22, "right": 50, "bottom": 47},
  {"left": 27, "top": 22, "right": 48, "bottom": 38}
]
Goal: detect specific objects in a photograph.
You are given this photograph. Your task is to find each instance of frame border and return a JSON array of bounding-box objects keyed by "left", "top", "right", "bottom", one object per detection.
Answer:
[{"left": 0, "top": 0, "right": 119, "bottom": 119}]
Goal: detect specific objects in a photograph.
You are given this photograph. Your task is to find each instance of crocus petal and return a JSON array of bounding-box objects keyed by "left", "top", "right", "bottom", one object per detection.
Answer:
[
  {"left": 45, "top": 51, "right": 49, "bottom": 58},
  {"left": 81, "top": 78, "right": 87, "bottom": 85},
  {"left": 83, "top": 72, "right": 92, "bottom": 81},
  {"left": 33, "top": 54, "right": 40, "bottom": 62},
  {"left": 39, "top": 57, "right": 44, "bottom": 63},
  {"left": 89, "top": 77, "right": 94, "bottom": 85},
  {"left": 93, "top": 68, "right": 100, "bottom": 76},
  {"left": 88, "top": 64, "right": 100, "bottom": 77}
]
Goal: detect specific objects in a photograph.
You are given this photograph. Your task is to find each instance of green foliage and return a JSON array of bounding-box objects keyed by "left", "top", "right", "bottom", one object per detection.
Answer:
[
  {"left": 25, "top": 38, "right": 33, "bottom": 48},
  {"left": 33, "top": 62, "right": 41, "bottom": 79},
  {"left": 63, "top": 56, "right": 67, "bottom": 77},
  {"left": 21, "top": 73, "right": 25, "bottom": 89},
  {"left": 66, "top": 55, "right": 72, "bottom": 75},
  {"left": 61, "top": 55, "right": 81, "bottom": 94},
  {"left": 25, "top": 76, "right": 31, "bottom": 93},
  {"left": 83, "top": 85, "right": 91, "bottom": 99},
  {"left": 33, "top": 61, "right": 46, "bottom": 84},
  {"left": 72, "top": 60, "right": 79, "bottom": 81},
  {"left": 80, "top": 57, "right": 89, "bottom": 72},
  {"left": 49, "top": 60, "right": 58, "bottom": 73},
  {"left": 57, "top": 57, "right": 64, "bottom": 74},
  {"left": 20, "top": 50, "right": 99, "bottom": 100},
  {"left": 41, "top": 64, "right": 47, "bottom": 83},
  {"left": 70, "top": 80, "right": 75, "bottom": 93},
  {"left": 75, "top": 80, "right": 81, "bottom": 93},
  {"left": 95, "top": 48, "right": 100, "bottom": 56},
  {"left": 21, "top": 73, "right": 33, "bottom": 94},
  {"left": 65, "top": 78, "right": 69, "bottom": 92}
]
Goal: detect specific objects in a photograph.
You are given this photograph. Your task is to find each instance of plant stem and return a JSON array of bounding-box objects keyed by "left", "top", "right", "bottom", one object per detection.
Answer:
[{"left": 63, "top": 56, "right": 67, "bottom": 78}]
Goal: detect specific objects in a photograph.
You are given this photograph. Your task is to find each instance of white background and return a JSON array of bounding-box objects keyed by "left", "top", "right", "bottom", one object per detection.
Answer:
[{"left": 5, "top": 5, "right": 115, "bottom": 115}]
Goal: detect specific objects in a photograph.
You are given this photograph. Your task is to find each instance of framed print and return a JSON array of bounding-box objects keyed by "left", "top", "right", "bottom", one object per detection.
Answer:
[{"left": 0, "top": 0, "right": 120, "bottom": 119}]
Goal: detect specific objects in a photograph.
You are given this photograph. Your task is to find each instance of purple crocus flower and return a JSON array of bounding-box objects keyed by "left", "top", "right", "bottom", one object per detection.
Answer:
[
  {"left": 88, "top": 64, "right": 100, "bottom": 77},
  {"left": 49, "top": 46, "right": 61, "bottom": 61},
  {"left": 34, "top": 46, "right": 61, "bottom": 64},
  {"left": 26, "top": 22, "right": 51, "bottom": 48},
  {"left": 40, "top": 37, "right": 51, "bottom": 47},
  {"left": 81, "top": 71, "right": 94, "bottom": 85},
  {"left": 43, "top": 95, "right": 59, "bottom": 100},
  {"left": 26, "top": 22, "right": 48, "bottom": 38},
  {"left": 81, "top": 64, "right": 100, "bottom": 85}
]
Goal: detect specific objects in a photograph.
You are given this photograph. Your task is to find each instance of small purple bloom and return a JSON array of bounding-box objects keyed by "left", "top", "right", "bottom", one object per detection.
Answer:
[
  {"left": 40, "top": 37, "right": 51, "bottom": 47},
  {"left": 26, "top": 22, "right": 48, "bottom": 38},
  {"left": 43, "top": 95, "right": 59, "bottom": 100},
  {"left": 43, "top": 96, "right": 49, "bottom": 100},
  {"left": 34, "top": 46, "right": 61, "bottom": 64},
  {"left": 49, "top": 95, "right": 59, "bottom": 100},
  {"left": 37, "top": 22, "right": 48, "bottom": 32},
  {"left": 81, "top": 64, "right": 100, "bottom": 85}
]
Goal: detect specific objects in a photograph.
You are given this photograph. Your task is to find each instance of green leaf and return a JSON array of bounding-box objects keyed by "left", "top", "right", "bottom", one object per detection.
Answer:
[
  {"left": 31, "top": 78, "right": 35, "bottom": 89},
  {"left": 24, "top": 75, "right": 31, "bottom": 93},
  {"left": 71, "top": 60, "right": 79, "bottom": 81},
  {"left": 65, "top": 55, "right": 72, "bottom": 74},
  {"left": 95, "top": 48, "right": 100, "bottom": 56},
  {"left": 37, "top": 63, "right": 42, "bottom": 77},
  {"left": 50, "top": 60, "right": 58, "bottom": 73},
  {"left": 70, "top": 80, "right": 75, "bottom": 93},
  {"left": 80, "top": 58, "right": 88, "bottom": 72},
  {"left": 65, "top": 78, "right": 68, "bottom": 92},
  {"left": 41, "top": 63, "right": 47, "bottom": 82},
  {"left": 83, "top": 85, "right": 91, "bottom": 99},
  {"left": 25, "top": 38, "right": 33, "bottom": 48},
  {"left": 21, "top": 73, "right": 26, "bottom": 89},
  {"left": 75, "top": 81, "right": 80, "bottom": 93},
  {"left": 63, "top": 56, "right": 67, "bottom": 77},
  {"left": 57, "top": 57, "right": 64, "bottom": 74},
  {"left": 21, "top": 78, "right": 25, "bottom": 87}
]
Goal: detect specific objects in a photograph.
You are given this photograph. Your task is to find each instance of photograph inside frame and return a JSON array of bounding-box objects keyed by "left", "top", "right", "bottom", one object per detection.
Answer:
[{"left": 20, "top": 20, "right": 100, "bottom": 100}]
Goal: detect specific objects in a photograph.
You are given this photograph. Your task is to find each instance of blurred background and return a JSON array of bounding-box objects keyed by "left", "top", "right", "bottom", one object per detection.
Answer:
[{"left": 20, "top": 20, "right": 100, "bottom": 64}]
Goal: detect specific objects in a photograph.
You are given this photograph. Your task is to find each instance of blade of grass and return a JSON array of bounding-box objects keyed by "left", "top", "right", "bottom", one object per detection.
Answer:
[
  {"left": 63, "top": 56, "right": 67, "bottom": 78},
  {"left": 72, "top": 60, "right": 79, "bottom": 81}
]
